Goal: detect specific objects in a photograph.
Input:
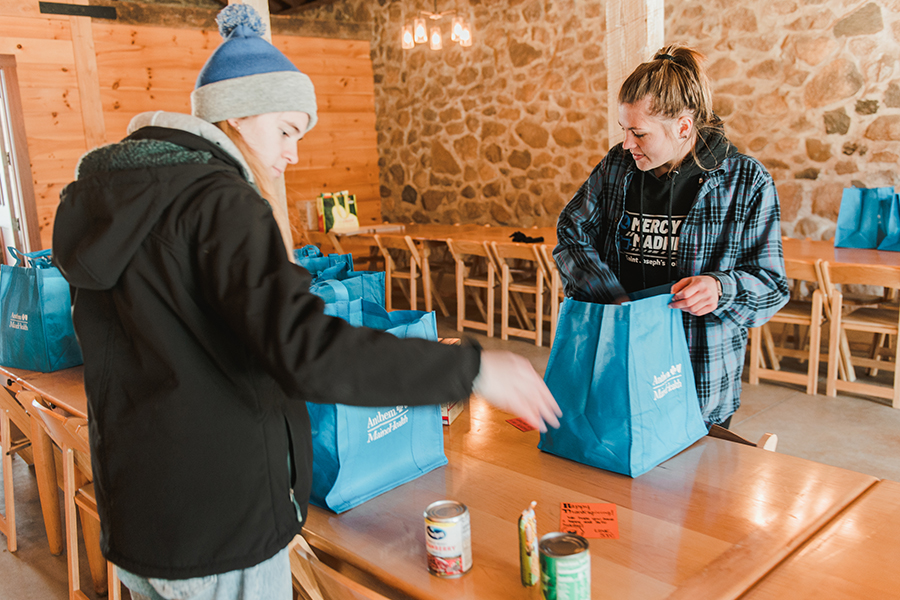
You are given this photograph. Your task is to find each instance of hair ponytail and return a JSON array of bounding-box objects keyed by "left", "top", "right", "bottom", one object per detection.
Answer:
[
  {"left": 215, "top": 120, "right": 302, "bottom": 259},
  {"left": 618, "top": 44, "right": 725, "bottom": 168}
]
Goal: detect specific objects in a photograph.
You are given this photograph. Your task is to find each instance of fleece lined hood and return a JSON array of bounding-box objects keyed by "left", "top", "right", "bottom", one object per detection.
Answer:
[{"left": 53, "top": 112, "right": 252, "bottom": 291}]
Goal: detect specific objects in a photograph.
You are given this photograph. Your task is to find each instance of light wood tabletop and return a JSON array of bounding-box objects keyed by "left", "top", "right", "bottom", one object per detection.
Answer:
[
  {"left": 303, "top": 398, "right": 878, "bottom": 600},
  {"left": 739, "top": 479, "right": 900, "bottom": 600},
  {"left": 782, "top": 237, "right": 900, "bottom": 267},
  {"left": 0, "top": 364, "right": 87, "bottom": 418}
]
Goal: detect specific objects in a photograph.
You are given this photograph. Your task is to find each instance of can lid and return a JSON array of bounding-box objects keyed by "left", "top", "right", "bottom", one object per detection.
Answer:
[
  {"left": 539, "top": 533, "right": 589, "bottom": 557},
  {"left": 425, "top": 500, "right": 468, "bottom": 521}
]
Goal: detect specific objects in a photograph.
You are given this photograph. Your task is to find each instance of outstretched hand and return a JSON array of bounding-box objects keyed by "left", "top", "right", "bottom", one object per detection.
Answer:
[
  {"left": 472, "top": 350, "right": 562, "bottom": 432},
  {"left": 669, "top": 275, "right": 719, "bottom": 316}
]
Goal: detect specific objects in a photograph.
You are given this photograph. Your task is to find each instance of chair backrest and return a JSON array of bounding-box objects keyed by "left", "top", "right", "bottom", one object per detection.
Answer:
[
  {"left": 491, "top": 240, "right": 543, "bottom": 263},
  {"left": 374, "top": 234, "right": 421, "bottom": 269},
  {"left": 290, "top": 536, "right": 391, "bottom": 600},
  {"left": 783, "top": 258, "right": 820, "bottom": 284},
  {"left": 29, "top": 393, "right": 90, "bottom": 456},
  {"left": 821, "top": 261, "right": 900, "bottom": 292},
  {"left": 533, "top": 244, "right": 554, "bottom": 281},
  {"left": 0, "top": 387, "right": 31, "bottom": 438},
  {"left": 446, "top": 238, "right": 492, "bottom": 260},
  {"left": 307, "top": 231, "right": 344, "bottom": 255}
]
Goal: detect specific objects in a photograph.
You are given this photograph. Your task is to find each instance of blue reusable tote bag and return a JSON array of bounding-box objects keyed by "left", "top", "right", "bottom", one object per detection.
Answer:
[
  {"left": 0, "top": 249, "right": 83, "bottom": 372},
  {"left": 293, "top": 244, "right": 354, "bottom": 279},
  {"left": 308, "top": 301, "right": 446, "bottom": 513},
  {"left": 310, "top": 271, "right": 386, "bottom": 307},
  {"left": 834, "top": 187, "right": 895, "bottom": 249},
  {"left": 539, "top": 294, "right": 707, "bottom": 477},
  {"left": 877, "top": 192, "right": 900, "bottom": 252}
]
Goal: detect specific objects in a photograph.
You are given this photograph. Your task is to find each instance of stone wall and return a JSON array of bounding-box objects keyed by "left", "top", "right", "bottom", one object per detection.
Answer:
[
  {"left": 150, "top": 0, "right": 900, "bottom": 238},
  {"left": 666, "top": 0, "right": 900, "bottom": 240}
]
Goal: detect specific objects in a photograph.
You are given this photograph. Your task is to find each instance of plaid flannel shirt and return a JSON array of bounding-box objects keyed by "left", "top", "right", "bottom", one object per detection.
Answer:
[{"left": 554, "top": 144, "right": 789, "bottom": 424}]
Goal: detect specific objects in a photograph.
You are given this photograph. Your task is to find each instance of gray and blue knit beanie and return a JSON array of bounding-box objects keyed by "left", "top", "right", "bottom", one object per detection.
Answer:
[{"left": 191, "top": 4, "right": 317, "bottom": 133}]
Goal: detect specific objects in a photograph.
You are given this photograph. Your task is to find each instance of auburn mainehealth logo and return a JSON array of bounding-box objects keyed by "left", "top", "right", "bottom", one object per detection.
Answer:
[
  {"left": 366, "top": 405, "right": 410, "bottom": 443},
  {"left": 652, "top": 364, "right": 683, "bottom": 401},
  {"left": 9, "top": 312, "right": 28, "bottom": 331}
]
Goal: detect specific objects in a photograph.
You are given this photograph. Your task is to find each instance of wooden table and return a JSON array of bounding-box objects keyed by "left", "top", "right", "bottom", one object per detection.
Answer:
[
  {"left": 338, "top": 223, "right": 557, "bottom": 247},
  {"left": 0, "top": 364, "right": 86, "bottom": 556},
  {"left": 740, "top": 479, "right": 900, "bottom": 599},
  {"left": 782, "top": 237, "right": 900, "bottom": 267},
  {"left": 303, "top": 398, "right": 878, "bottom": 600}
]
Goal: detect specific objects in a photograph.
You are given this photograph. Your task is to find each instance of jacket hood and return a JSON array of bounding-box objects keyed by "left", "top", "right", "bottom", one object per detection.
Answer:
[{"left": 53, "top": 112, "right": 250, "bottom": 290}]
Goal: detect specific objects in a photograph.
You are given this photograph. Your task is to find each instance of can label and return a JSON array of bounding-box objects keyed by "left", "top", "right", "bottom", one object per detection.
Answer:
[
  {"left": 540, "top": 540, "right": 590, "bottom": 599},
  {"left": 425, "top": 512, "right": 472, "bottom": 577}
]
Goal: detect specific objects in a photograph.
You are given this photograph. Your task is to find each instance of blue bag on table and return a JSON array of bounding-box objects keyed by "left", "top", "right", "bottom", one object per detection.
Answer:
[
  {"left": 309, "top": 300, "right": 446, "bottom": 513},
  {"left": 0, "top": 248, "right": 83, "bottom": 372},
  {"left": 877, "top": 193, "right": 900, "bottom": 252},
  {"left": 833, "top": 187, "right": 897, "bottom": 250},
  {"left": 539, "top": 294, "right": 707, "bottom": 477},
  {"left": 294, "top": 244, "right": 354, "bottom": 279}
]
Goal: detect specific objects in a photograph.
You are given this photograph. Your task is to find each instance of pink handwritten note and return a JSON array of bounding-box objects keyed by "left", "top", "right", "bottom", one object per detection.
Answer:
[{"left": 559, "top": 502, "right": 619, "bottom": 539}]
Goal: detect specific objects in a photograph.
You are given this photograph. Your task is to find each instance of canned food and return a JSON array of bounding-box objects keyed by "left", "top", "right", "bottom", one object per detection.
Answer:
[
  {"left": 424, "top": 500, "right": 472, "bottom": 577},
  {"left": 539, "top": 532, "right": 590, "bottom": 600}
]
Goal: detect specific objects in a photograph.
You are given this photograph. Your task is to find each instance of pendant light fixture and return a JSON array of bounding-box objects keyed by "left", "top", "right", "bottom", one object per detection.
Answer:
[{"left": 402, "top": 1, "right": 472, "bottom": 50}]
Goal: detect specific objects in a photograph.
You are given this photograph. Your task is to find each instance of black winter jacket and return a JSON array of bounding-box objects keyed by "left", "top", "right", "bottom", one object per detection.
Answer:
[{"left": 52, "top": 115, "right": 480, "bottom": 579}]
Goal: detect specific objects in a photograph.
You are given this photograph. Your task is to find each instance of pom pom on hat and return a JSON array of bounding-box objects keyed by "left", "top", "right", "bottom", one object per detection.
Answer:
[
  {"left": 216, "top": 3, "right": 267, "bottom": 38},
  {"left": 191, "top": 4, "right": 317, "bottom": 132}
]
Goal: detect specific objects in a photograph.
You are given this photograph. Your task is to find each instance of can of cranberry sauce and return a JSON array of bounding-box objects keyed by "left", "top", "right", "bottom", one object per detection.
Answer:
[{"left": 424, "top": 500, "right": 473, "bottom": 577}]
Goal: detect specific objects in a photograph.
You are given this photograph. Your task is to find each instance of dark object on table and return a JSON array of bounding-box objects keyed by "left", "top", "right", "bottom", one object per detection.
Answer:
[{"left": 510, "top": 231, "right": 544, "bottom": 244}]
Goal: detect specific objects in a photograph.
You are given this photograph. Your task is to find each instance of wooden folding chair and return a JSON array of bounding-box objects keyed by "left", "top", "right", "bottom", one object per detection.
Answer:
[
  {"left": 0, "top": 387, "right": 32, "bottom": 552},
  {"left": 374, "top": 234, "right": 448, "bottom": 315},
  {"left": 538, "top": 245, "right": 565, "bottom": 347},
  {"left": 290, "top": 535, "right": 392, "bottom": 600},
  {"left": 707, "top": 425, "right": 778, "bottom": 451},
  {"left": 446, "top": 238, "right": 498, "bottom": 337},
  {"left": 28, "top": 392, "right": 121, "bottom": 600},
  {"left": 748, "top": 258, "right": 826, "bottom": 395},
  {"left": 335, "top": 233, "right": 385, "bottom": 272},
  {"left": 306, "top": 231, "right": 344, "bottom": 256},
  {"left": 491, "top": 241, "right": 545, "bottom": 346},
  {"left": 822, "top": 262, "right": 900, "bottom": 408}
]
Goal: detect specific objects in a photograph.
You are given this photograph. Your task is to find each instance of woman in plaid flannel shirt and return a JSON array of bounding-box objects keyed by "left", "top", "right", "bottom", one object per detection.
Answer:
[{"left": 554, "top": 44, "right": 789, "bottom": 427}]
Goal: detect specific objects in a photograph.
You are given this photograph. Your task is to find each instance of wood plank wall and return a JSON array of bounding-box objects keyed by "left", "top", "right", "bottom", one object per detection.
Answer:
[{"left": 0, "top": 1, "right": 379, "bottom": 250}]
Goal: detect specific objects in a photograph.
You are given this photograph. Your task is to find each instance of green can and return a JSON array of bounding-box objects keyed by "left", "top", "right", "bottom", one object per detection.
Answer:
[{"left": 539, "top": 532, "right": 590, "bottom": 600}]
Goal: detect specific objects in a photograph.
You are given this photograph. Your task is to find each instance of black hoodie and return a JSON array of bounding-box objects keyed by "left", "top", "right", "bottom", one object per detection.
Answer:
[
  {"left": 52, "top": 115, "right": 480, "bottom": 579},
  {"left": 618, "top": 127, "right": 734, "bottom": 294}
]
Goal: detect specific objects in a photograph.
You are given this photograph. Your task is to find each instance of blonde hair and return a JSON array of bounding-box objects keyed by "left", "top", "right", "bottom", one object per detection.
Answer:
[
  {"left": 214, "top": 120, "right": 304, "bottom": 257},
  {"left": 618, "top": 44, "right": 723, "bottom": 167}
]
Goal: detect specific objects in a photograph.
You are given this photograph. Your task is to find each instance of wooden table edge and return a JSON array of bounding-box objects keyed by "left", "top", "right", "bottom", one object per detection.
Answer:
[{"left": 665, "top": 476, "right": 880, "bottom": 600}]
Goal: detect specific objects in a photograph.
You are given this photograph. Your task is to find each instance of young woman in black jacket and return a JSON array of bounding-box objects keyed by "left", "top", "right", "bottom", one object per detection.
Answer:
[{"left": 52, "top": 6, "right": 560, "bottom": 600}]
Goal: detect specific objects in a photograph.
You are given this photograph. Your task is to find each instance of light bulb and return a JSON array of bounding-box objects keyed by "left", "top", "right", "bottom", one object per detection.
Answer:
[
  {"left": 451, "top": 16, "right": 463, "bottom": 42},
  {"left": 402, "top": 24, "right": 415, "bottom": 49},
  {"left": 414, "top": 18, "right": 428, "bottom": 44},
  {"left": 459, "top": 22, "right": 472, "bottom": 47},
  {"left": 430, "top": 26, "right": 443, "bottom": 50}
]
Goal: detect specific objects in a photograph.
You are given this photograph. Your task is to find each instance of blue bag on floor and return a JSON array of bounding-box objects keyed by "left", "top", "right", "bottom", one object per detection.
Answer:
[
  {"left": 294, "top": 244, "right": 354, "bottom": 279},
  {"left": 834, "top": 187, "right": 896, "bottom": 250},
  {"left": 311, "top": 271, "right": 386, "bottom": 307},
  {"left": 0, "top": 248, "right": 83, "bottom": 372},
  {"left": 539, "top": 294, "right": 707, "bottom": 477},
  {"left": 309, "top": 301, "right": 446, "bottom": 513}
]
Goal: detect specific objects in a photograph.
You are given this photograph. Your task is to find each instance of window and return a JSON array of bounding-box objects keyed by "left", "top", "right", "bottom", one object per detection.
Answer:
[{"left": 0, "top": 55, "right": 41, "bottom": 263}]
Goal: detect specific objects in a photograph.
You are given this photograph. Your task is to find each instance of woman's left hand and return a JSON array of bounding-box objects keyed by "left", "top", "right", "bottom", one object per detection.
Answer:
[{"left": 669, "top": 276, "right": 720, "bottom": 316}]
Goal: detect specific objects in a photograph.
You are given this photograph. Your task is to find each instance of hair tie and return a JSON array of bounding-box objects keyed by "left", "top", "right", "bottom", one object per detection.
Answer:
[{"left": 658, "top": 53, "right": 676, "bottom": 62}]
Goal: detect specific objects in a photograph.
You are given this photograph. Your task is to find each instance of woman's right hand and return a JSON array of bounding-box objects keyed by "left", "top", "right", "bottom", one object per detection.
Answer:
[{"left": 472, "top": 350, "right": 562, "bottom": 432}]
